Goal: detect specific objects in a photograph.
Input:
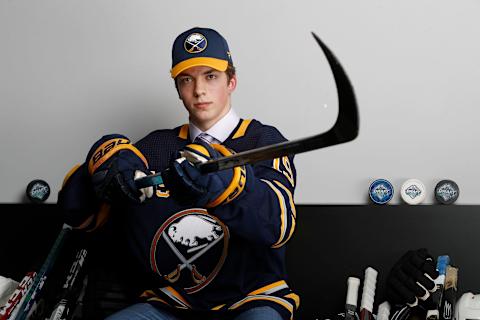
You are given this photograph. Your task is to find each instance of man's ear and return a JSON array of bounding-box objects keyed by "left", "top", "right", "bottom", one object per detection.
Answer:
[{"left": 227, "top": 74, "right": 237, "bottom": 93}]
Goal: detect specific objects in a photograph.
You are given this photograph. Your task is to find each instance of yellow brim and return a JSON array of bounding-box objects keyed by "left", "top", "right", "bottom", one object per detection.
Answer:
[{"left": 171, "top": 57, "right": 228, "bottom": 78}]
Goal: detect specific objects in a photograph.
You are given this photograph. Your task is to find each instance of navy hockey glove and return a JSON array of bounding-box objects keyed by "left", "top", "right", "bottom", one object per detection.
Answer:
[
  {"left": 386, "top": 248, "right": 439, "bottom": 307},
  {"left": 87, "top": 134, "right": 153, "bottom": 203},
  {"left": 163, "top": 142, "right": 248, "bottom": 208}
]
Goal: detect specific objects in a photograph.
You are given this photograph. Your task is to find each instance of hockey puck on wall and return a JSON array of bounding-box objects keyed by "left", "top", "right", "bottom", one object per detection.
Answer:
[
  {"left": 400, "top": 179, "right": 426, "bottom": 205},
  {"left": 26, "top": 179, "right": 50, "bottom": 203},
  {"left": 369, "top": 179, "right": 394, "bottom": 204},
  {"left": 435, "top": 180, "right": 459, "bottom": 204}
]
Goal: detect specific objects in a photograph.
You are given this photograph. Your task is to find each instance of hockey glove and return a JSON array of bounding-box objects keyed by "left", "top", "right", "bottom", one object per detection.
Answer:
[
  {"left": 163, "top": 142, "right": 248, "bottom": 208},
  {"left": 87, "top": 134, "right": 153, "bottom": 203},
  {"left": 386, "top": 248, "right": 439, "bottom": 307}
]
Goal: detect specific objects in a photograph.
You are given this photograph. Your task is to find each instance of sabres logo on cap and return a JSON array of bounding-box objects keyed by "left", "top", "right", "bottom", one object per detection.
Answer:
[{"left": 184, "top": 33, "right": 208, "bottom": 54}]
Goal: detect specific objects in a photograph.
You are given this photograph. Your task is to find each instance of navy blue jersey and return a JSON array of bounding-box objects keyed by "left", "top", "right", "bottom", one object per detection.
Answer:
[{"left": 58, "top": 119, "right": 298, "bottom": 319}]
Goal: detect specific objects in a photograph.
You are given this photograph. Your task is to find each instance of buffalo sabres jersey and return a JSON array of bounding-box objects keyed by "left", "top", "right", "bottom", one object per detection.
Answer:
[{"left": 59, "top": 119, "right": 298, "bottom": 319}]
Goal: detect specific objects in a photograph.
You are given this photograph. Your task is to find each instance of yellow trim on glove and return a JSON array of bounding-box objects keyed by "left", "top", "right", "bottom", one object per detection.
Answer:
[
  {"left": 88, "top": 138, "right": 148, "bottom": 175},
  {"left": 206, "top": 144, "right": 247, "bottom": 208},
  {"left": 185, "top": 144, "right": 211, "bottom": 157}
]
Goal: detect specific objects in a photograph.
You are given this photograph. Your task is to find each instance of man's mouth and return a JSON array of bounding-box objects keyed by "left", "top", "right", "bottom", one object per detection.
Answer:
[{"left": 194, "top": 102, "right": 212, "bottom": 109}]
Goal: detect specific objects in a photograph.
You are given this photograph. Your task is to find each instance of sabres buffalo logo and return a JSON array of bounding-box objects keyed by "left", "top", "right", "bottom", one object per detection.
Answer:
[
  {"left": 150, "top": 209, "right": 229, "bottom": 294},
  {"left": 184, "top": 33, "right": 208, "bottom": 53}
]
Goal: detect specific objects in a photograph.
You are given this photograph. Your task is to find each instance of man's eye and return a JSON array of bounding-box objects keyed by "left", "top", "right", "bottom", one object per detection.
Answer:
[
  {"left": 180, "top": 77, "right": 191, "bottom": 83},
  {"left": 207, "top": 74, "right": 217, "bottom": 80}
]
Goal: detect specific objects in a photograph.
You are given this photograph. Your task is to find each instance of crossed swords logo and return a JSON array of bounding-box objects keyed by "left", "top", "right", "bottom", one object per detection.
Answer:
[
  {"left": 162, "top": 231, "right": 223, "bottom": 284},
  {"left": 185, "top": 33, "right": 207, "bottom": 53}
]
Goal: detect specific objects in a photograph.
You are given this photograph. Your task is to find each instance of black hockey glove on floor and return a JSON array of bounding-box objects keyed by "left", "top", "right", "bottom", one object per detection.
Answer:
[
  {"left": 87, "top": 134, "right": 153, "bottom": 204},
  {"left": 386, "top": 248, "right": 439, "bottom": 307}
]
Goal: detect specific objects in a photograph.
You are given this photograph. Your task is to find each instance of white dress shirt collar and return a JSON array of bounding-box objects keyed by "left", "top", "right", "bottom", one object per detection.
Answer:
[{"left": 189, "top": 108, "right": 240, "bottom": 143}]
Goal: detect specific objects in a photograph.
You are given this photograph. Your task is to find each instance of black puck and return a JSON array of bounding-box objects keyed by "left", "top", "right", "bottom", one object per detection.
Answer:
[
  {"left": 435, "top": 180, "right": 459, "bottom": 204},
  {"left": 26, "top": 179, "right": 50, "bottom": 203}
]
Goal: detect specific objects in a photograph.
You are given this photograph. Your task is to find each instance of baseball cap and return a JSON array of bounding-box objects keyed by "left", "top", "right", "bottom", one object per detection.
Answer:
[{"left": 171, "top": 27, "right": 233, "bottom": 78}]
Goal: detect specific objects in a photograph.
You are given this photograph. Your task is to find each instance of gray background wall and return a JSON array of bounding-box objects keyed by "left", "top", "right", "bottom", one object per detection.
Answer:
[{"left": 1, "top": 0, "right": 479, "bottom": 204}]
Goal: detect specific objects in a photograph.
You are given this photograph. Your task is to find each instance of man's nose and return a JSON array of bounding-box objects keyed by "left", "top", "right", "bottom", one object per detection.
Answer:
[{"left": 194, "top": 79, "right": 206, "bottom": 97}]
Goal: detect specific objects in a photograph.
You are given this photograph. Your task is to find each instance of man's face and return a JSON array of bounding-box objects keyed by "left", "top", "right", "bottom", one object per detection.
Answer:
[{"left": 176, "top": 66, "right": 236, "bottom": 131}]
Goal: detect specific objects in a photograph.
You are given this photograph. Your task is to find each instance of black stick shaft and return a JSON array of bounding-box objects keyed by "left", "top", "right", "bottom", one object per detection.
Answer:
[{"left": 13, "top": 224, "right": 72, "bottom": 320}]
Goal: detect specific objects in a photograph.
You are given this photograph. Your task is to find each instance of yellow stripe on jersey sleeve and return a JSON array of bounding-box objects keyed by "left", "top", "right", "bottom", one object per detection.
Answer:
[
  {"left": 85, "top": 203, "right": 111, "bottom": 232},
  {"left": 261, "top": 179, "right": 288, "bottom": 247},
  {"left": 62, "top": 164, "right": 81, "bottom": 188},
  {"left": 273, "top": 158, "right": 280, "bottom": 170},
  {"left": 271, "top": 180, "right": 297, "bottom": 248}
]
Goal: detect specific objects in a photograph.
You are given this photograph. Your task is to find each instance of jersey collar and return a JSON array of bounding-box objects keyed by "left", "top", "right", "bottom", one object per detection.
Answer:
[{"left": 189, "top": 107, "right": 240, "bottom": 143}]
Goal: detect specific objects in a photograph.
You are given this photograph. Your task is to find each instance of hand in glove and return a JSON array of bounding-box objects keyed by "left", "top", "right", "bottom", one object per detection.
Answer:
[
  {"left": 163, "top": 142, "right": 248, "bottom": 208},
  {"left": 87, "top": 134, "right": 153, "bottom": 203}
]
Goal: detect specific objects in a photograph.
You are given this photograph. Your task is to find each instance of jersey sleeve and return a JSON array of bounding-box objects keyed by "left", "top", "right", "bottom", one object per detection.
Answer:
[
  {"left": 212, "top": 128, "right": 297, "bottom": 248},
  {"left": 57, "top": 163, "right": 111, "bottom": 232}
]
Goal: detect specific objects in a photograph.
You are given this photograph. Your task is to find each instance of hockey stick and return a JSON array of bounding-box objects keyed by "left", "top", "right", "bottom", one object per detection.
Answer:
[
  {"left": 12, "top": 224, "right": 72, "bottom": 320},
  {"left": 0, "top": 272, "right": 36, "bottom": 320},
  {"left": 440, "top": 266, "right": 458, "bottom": 320},
  {"left": 135, "top": 31, "right": 359, "bottom": 189},
  {"left": 427, "top": 255, "right": 450, "bottom": 320},
  {"left": 344, "top": 277, "right": 360, "bottom": 320},
  {"left": 47, "top": 248, "right": 88, "bottom": 320},
  {"left": 359, "top": 267, "right": 377, "bottom": 320},
  {"left": 376, "top": 301, "right": 391, "bottom": 320}
]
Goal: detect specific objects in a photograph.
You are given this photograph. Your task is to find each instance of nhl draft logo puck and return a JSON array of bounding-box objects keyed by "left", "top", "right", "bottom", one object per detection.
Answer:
[
  {"left": 369, "top": 179, "right": 394, "bottom": 204},
  {"left": 26, "top": 179, "right": 50, "bottom": 203},
  {"left": 400, "top": 179, "right": 426, "bottom": 205},
  {"left": 435, "top": 180, "right": 459, "bottom": 204}
]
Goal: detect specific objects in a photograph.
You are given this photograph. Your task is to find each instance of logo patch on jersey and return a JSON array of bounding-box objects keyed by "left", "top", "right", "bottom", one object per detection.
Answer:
[
  {"left": 184, "top": 33, "right": 207, "bottom": 54},
  {"left": 150, "top": 208, "right": 229, "bottom": 294}
]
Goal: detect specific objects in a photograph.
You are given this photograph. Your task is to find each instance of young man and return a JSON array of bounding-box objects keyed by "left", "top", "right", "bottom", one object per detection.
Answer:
[{"left": 58, "top": 27, "right": 298, "bottom": 319}]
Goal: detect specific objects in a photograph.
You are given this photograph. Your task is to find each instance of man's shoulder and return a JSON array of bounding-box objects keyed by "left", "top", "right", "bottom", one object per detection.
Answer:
[
  {"left": 135, "top": 125, "right": 187, "bottom": 145},
  {"left": 245, "top": 119, "right": 288, "bottom": 145},
  {"left": 134, "top": 125, "right": 188, "bottom": 155},
  {"left": 226, "top": 119, "right": 288, "bottom": 151},
  {"left": 134, "top": 125, "right": 189, "bottom": 170}
]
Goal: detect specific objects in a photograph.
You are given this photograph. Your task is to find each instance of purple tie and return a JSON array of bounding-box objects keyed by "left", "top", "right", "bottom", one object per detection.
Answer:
[{"left": 194, "top": 133, "right": 218, "bottom": 145}]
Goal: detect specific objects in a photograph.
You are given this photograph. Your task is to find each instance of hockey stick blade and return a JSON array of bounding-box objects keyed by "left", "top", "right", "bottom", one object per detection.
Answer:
[
  {"left": 135, "top": 32, "right": 359, "bottom": 189},
  {"left": 200, "top": 32, "right": 359, "bottom": 173}
]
